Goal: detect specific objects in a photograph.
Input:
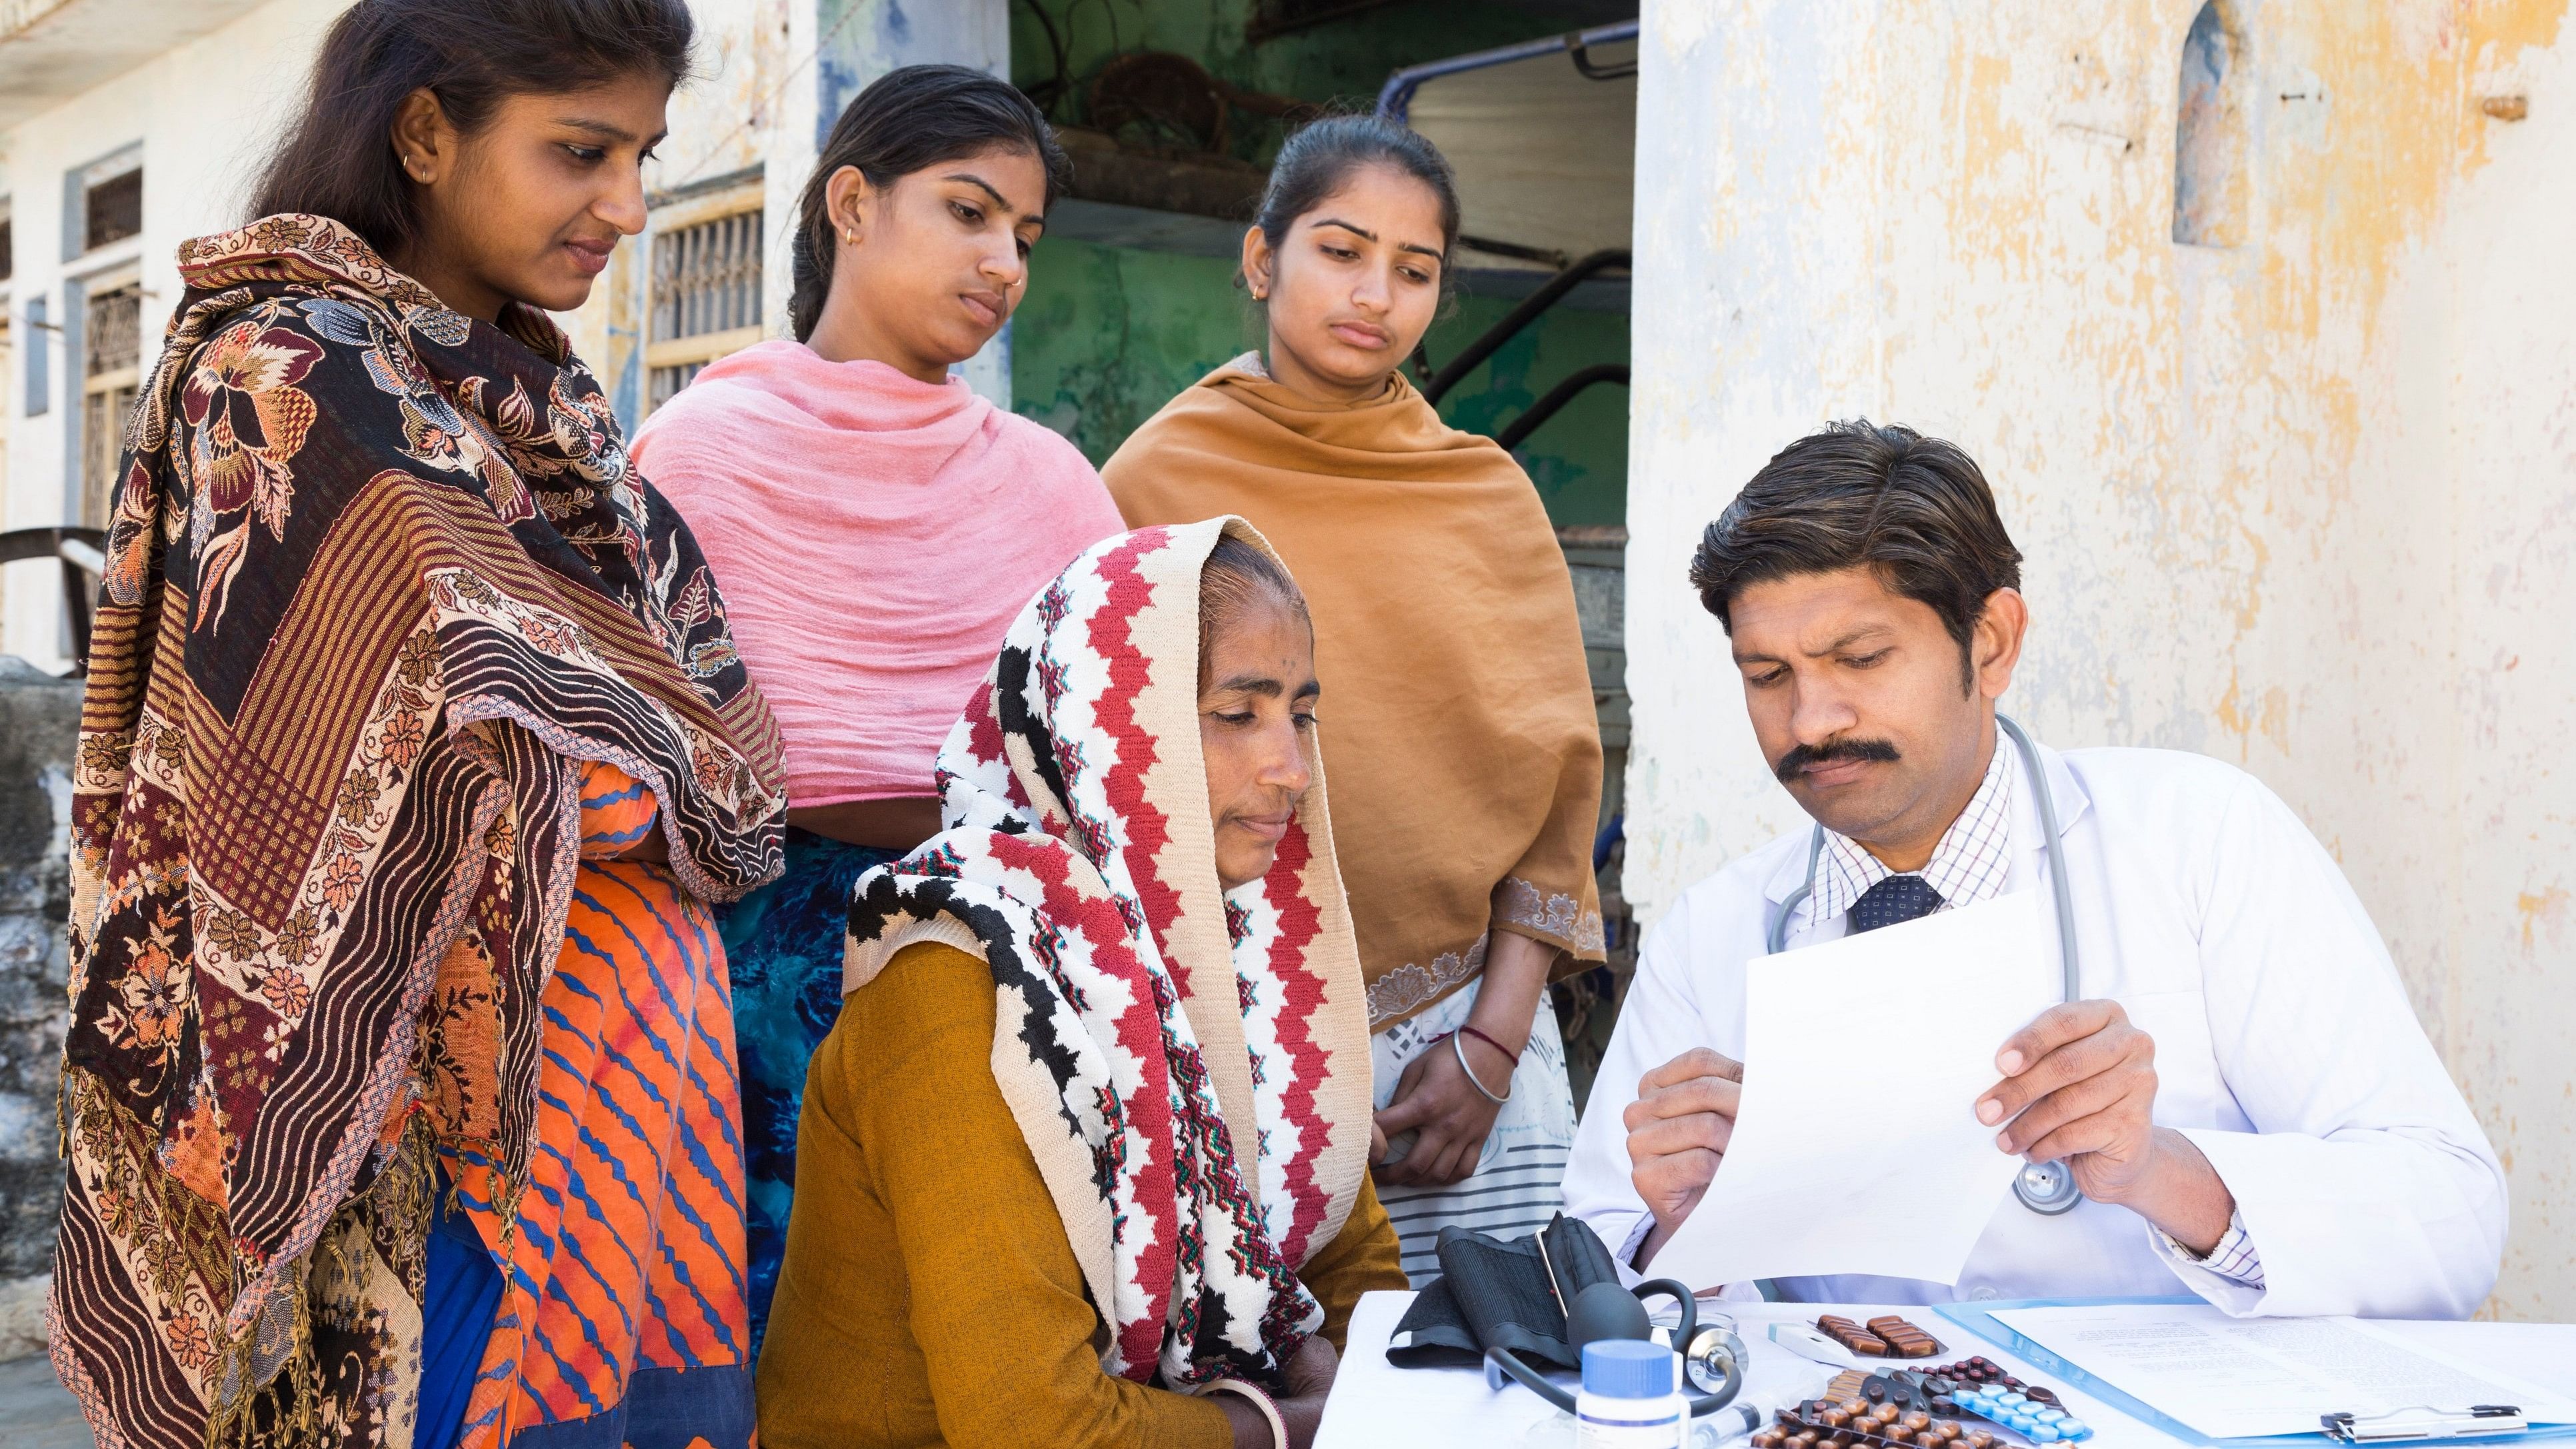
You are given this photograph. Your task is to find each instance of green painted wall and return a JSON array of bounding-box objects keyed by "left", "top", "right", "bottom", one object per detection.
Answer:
[
  {"left": 1011, "top": 236, "right": 1628, "bottom": 526},
  {"left": 1425, "top": 297, "right": 1627, "bottom": 529},
  {"left": 1009, "top": 240, "right": 1250, "bottom": 467}
]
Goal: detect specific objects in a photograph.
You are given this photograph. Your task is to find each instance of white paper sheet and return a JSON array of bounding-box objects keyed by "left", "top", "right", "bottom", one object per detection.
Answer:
[
  {"left": 1993, "top": 1303, "right": 2576, "bottom": 1440},
  {"left": 1651, "top": 891, "right": 2056, "bottom": 1292}
]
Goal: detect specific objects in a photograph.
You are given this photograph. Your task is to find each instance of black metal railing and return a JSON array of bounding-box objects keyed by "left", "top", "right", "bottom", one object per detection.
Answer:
[
  {"left": 0, "top": 527, "right": 109, "bottom": 675},
  {"left": 1495, "top": 363, "right": 1629, "bottom": 451},
  {"left": 1422, "top": 248, "right": 1629, "bottom": 407}
]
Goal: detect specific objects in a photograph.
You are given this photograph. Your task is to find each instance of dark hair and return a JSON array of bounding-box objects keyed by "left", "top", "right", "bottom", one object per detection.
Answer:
[
  {"left": 247, "top": 0, "right": 694, "bottom": 258},
  {"left": 789, "top": 65, "right": 1072, "bottom": 342},
  {"left": 1247, "top": 113, "right": 1461, "bottom": 283},
  {"left": 1199, "top": 534, "right": 1311, "bottom": 687},
  {"left": 1689, "top": 421, "right": 2024, "bottom": 685}
]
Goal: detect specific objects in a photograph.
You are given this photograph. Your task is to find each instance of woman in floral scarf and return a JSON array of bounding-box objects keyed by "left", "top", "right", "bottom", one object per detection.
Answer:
[{"left": 49, "top": 5, "right": 784, "bottom": 1448}]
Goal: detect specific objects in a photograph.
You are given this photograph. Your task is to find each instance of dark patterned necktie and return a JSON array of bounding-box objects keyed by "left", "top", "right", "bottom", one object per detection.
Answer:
[{"left": 1849, "top": 874, "right": 1943, "bottom": 932}]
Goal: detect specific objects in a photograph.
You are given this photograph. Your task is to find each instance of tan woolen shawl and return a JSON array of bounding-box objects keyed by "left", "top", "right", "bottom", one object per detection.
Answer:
[{"left": 1103, "top": 357, "right": 1604, "bottom": 1031}]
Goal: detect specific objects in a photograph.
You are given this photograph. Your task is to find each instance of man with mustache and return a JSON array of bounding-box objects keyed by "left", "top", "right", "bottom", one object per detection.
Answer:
[{"left": 1560, "top": 422, "right": 2505, "bottom": 1316}]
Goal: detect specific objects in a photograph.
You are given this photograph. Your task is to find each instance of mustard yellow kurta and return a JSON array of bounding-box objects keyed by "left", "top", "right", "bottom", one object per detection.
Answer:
[{"left": 757, "top": 941, "right": 1408, "bottom": 1448}]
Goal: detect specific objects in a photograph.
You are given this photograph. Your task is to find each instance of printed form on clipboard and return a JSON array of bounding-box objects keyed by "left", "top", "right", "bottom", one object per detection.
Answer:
[{"left": 1941, "top": 1300, "right": 2576, "bottom": 1447}]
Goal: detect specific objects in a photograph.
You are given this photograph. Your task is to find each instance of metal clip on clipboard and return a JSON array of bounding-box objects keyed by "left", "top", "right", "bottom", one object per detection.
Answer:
[{"left": 2322, "top": 1407, "right": 2529, "bottom": 1442}]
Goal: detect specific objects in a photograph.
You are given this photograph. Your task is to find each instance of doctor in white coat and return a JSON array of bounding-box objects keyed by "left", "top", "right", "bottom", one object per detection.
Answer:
[{"left": 1563, "top": 421, "right": 2505, "bottom": 1319}]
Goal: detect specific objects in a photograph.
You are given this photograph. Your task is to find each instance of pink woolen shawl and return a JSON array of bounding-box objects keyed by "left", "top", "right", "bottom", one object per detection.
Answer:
[{"left": 633, "top": 340, "right": 1123, "bottom": 806}]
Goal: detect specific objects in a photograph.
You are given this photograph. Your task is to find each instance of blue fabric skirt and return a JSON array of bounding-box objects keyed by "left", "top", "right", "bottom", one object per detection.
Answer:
[
  {"left": 418, "top": 1181, "right": 504, "bottom": 1449},
  {"left": 719, "top": 827, "right": 901, "bottom": 1355}
]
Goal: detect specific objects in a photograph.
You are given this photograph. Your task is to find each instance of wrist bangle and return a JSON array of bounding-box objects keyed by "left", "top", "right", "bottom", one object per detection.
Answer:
[
  {"left": 1459, "top": 1024, "right": 1523, "bottom": 1064},
  {"left": 1201, "top": 1377, "right": 1288, "bottom": 1449},
  {"left": 1453, "top": 1029, "right": 1511, "bottom": 1104}
]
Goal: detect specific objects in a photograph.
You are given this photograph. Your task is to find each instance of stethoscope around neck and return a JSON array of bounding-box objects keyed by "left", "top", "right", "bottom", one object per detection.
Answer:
[{"left": 1765, "top": 713, "right": 2086, "bottom": 1216}]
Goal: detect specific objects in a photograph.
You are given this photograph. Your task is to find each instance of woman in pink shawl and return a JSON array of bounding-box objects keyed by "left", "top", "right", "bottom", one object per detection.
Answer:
[{"left": 629, "top": 65, "right": 1121, "bottom": 1346}]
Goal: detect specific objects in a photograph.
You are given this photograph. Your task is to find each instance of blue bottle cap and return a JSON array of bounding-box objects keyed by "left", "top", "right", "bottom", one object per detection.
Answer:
[{"left": 1582, "top": 1339, "right": 1676, "bottom": 1399}]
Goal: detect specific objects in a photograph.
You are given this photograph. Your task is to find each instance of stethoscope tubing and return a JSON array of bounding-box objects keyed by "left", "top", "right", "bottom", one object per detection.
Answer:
[{"left": 1762, "top": 713, "right": 2085, "bottom": 1215}]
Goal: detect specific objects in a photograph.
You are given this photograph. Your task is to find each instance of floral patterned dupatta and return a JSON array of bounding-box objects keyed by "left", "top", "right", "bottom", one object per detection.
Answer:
[{"left": 51, "top": 215, "right": 784, "bottom": 1449}]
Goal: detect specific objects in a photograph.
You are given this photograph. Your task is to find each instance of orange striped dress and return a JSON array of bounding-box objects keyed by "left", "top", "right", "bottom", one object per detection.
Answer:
[{"left": 444, "top": 761, "right": 754, "bottom": 1449}]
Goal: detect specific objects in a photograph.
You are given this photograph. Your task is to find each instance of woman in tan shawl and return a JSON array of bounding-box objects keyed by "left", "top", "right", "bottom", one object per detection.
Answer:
[{"left": 1103, "top": 116, "right": 1605, "bottom": 1278}]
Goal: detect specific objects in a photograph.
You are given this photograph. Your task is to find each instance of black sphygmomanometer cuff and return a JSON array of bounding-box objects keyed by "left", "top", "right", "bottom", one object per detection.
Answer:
[{"left": 1387, "top": 1216, "right": 1622, "bottom": 1372}]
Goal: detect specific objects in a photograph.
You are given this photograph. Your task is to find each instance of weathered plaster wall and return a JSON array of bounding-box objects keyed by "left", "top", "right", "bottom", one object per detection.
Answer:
[
  {"left": 1010, "top": 234, "right": 1630, "bottom": 524},
  {"left": 1623, "top": 0, "right": 2576, "bottom": 1316}
]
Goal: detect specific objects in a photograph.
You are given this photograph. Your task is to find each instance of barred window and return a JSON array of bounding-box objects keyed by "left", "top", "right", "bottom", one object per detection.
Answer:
[
  {"left": 653, "top": 209, "right": 761, "bottom": 341},
  {"left": 648, "top": 358, "right": 709, "bottom": 413},
  {"left": 85, "top": 168, "right": 142, "bottom": 253},
  {"left": 646, "top": 207, "right": 763, "bottom": 413},
  {"left": 81, "top": 281, "right": 144, "bottom": 529},
  {"left": 84, "top": 282, "right": 141, "bottom": 377}
]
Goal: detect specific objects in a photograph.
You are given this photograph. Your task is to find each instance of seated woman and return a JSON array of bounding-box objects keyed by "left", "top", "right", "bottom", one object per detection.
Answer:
[{"left": 757, "top": 521, "right": 1405, "bottom": 1448}]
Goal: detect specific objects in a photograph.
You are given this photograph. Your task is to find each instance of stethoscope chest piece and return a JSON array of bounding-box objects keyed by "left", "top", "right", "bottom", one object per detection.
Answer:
[
  {"left": 2013, "top": 1158, "right": 2084, "bottom": 1215},
  {"left": 1684, "top": 1318, "right": 1746, "bottom": 1394},
  {"left": 1769, "top": 715, "right": 2094, "bottom": 1222}
]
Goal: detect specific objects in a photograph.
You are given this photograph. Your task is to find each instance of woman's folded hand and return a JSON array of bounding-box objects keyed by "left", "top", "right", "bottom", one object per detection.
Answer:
[{"left": 1280, "top": 1334, "right": 1340, "bottom": 1446}]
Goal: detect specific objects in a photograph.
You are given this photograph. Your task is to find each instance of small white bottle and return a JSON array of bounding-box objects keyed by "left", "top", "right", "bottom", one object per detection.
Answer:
[{"left": 1575, "top": 1339, "right": 1687, "bottom": 1448}]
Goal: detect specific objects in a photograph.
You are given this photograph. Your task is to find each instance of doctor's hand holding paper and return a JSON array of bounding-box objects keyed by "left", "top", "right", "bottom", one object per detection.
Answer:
[
  {"left": 1621, "top": 988, "right": 2233, "bottom": 1278},
  {"left": 1976, "top": 1000, "right": 2229, "bottom": 1246},
  {"left": 1565, "top": 421, "right": 2506, "bottom": 1319}
]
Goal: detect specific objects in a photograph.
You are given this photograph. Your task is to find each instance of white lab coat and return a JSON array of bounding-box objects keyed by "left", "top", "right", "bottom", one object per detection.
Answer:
[{"left": 1563, "top": 741, "right": 2506, "bottom": 1318}]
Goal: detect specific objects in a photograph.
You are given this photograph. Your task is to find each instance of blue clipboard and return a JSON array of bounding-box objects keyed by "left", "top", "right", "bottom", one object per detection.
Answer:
[{"left": 1933, "top": 1296, "right": 2576, "bottom": 1449}]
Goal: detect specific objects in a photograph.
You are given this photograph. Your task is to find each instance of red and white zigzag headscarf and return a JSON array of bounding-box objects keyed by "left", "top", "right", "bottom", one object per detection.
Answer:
[{"left": 844, "top": 518, "right": 1373, "bottom": 1387}]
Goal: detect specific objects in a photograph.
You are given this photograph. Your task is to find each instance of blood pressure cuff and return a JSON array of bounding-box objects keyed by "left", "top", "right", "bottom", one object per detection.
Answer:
[{"left": 1385, "top": 1213, "right": 1622, "bottom": 1371}]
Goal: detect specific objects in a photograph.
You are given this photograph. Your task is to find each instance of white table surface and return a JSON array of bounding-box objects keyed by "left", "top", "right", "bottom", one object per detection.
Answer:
[{"left": 1317, "top": 1292, "right": 2576, "bottom": 1449}]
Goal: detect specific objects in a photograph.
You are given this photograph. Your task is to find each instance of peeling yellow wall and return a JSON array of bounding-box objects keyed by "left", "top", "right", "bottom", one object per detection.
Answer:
[
  {"left": 1627, "top": 0, "right": 2576, "bottom": 1317},
  {"left": 555, "top": 0, "right": 799, "bottom": 426}
]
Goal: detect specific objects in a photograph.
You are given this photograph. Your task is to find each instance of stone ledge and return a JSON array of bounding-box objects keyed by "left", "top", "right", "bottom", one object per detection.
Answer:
[{"left": 0, "top": 1272, "right": 48, "bottom": 1362}]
